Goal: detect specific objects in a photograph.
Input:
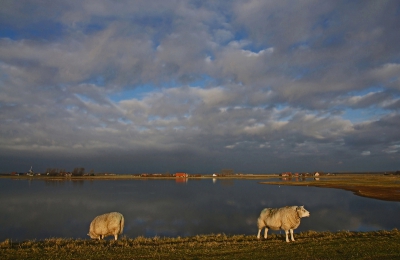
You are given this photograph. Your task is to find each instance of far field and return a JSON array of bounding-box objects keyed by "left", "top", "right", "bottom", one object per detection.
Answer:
[{"left": 260, "top": 174, "right": 400, "bottom": 202}]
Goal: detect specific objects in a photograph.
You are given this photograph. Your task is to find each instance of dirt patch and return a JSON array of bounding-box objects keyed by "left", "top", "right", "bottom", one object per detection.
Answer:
[{"left": 327, "top": 185, "right": 400, "bottom": 201}]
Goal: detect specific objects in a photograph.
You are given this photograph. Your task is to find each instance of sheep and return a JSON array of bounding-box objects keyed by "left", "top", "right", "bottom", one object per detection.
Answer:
[
  {"left": 257, "top": 206, "right": 310, "bottom": 242},
  {"left": 88, "top": 212, "right": 124, "bottom": 240}
]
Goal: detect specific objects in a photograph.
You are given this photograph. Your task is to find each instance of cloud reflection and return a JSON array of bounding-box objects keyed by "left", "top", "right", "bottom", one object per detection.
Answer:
[{"left": 0, "top": 178, "right": 399, "bottom": 241}]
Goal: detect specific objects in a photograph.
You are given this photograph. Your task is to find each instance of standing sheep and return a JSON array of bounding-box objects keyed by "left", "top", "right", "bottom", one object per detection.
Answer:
[
  {"left": 88, "top": 212, "right": 124, "bottom": 240},
  {"left": 257, "top": 206, "right": 310, "bottom": 242}
]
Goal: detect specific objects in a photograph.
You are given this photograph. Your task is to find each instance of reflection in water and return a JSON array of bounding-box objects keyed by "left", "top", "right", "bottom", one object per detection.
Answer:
[
  {"left": 0, "top": 178, "right": 399, "bottom": 241},
  {"left": 175, "top": 178, "right": 188, "bottom": 184}
]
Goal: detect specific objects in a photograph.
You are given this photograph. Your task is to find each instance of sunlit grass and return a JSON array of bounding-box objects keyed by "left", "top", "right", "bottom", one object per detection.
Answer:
[
  {"left": 261, "top": 174, "right": 400, "bottom": 201},
  {"left": 2, "top": 230, "right": 400, "bottom": 259}
]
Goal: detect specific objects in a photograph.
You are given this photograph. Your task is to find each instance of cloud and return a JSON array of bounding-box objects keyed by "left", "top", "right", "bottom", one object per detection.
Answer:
[
  {"left": 0, "top": 0, "right": 400, "bottom": 173},
  {"left": 361, "top": 151, "right": 371, "bottom": 156}
]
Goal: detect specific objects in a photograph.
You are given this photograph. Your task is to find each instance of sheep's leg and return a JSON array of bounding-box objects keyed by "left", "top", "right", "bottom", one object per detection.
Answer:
[
  {"left": 264, "top": 227, "right": 268, "bottom": 239},
  {"left": 257, "top": 228, "right": 262, "bottom": 239},
  {"left": 290, "top": 229, "right": 295, "bottom": 242},
  {"left": 285, "top": 230, "right": 290, "bottom": 242},
  {"left": 257, "top": 218, "right": 265, "bottom": 239},
  {"left": 114, "top": 234, "right": 118, "bottom": 240}
]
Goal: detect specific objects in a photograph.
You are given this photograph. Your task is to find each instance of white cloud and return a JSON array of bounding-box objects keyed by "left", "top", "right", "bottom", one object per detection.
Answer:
[
  {"left": 371, "top": 63, "right": 400, "bottom": 80},
  {"left": 241, "top": 47, "right": 274, "bottom": 57},
  {"left": 383, "top": 144, "right": 400, "bottom": 154}
]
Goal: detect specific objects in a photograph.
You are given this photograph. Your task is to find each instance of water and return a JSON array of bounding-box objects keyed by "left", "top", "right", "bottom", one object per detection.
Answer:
[{"left": 0, "top": 178, "right": 399, "bottom": 241}]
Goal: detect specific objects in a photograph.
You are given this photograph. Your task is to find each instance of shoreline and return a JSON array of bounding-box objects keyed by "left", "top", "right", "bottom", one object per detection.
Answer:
[
  {"left": 0, "top": 174, "right": 280, "bottom": 181},
  {"left": 2, "top": 173, "right": 400, "bottom": 201},
  {"left": 260, "top": 174, "right": 400, "bottom": 202}
]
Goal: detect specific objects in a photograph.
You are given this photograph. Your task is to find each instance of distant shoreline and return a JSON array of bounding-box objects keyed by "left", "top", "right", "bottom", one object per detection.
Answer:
[
  {"left": 2, "top": 173, "right": 400, "bottom": 202},
  {"left": 0, "top": 174, "right": 280, "bottom": 180},
  {"left": 0, "top": 171, "right": 394, "bottom": 179},
  {"left": 261, "top": 173, "right": 400, "bottom": 202}
]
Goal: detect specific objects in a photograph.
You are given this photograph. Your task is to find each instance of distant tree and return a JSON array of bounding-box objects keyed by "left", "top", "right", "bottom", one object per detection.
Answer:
[
  {"left": 72, "top": 167, "right": 85, "bottom": 176},
  {"left": 46, "top": 168, "right": 62, "bottom": 176},
  {"left": 221, "top": 169, "right": 234, "bottom": 175}
]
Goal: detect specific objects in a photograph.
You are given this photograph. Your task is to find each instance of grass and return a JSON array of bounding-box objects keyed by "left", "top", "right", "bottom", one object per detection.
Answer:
[
  {"left": 261, "top": 174, "right": 400, "bottom": 202},
  {"left": 1, "top": 230, "right": 400, "bottom": 259}
]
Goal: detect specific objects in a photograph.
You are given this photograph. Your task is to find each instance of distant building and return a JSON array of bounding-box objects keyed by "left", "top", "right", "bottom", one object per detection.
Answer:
[
  {"left": 175, "top": 172, "right": 188, "bottom": 178},
  {"left": 27, "top": 166, "right": 34, "bottom": 176}
]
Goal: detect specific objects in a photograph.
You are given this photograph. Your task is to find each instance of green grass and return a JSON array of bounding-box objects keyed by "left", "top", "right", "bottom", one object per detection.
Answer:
[{"left": 2, "top": 230, "right": 400, "bottom": 259}]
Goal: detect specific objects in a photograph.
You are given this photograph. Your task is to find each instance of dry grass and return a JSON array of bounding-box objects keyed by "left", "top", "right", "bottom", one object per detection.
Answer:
[
  {"left": 261, "top": 174, "right": 400, "bottom": 202},
  {"left": 1, "top": 230, "right": 400, "bottom": 259}
]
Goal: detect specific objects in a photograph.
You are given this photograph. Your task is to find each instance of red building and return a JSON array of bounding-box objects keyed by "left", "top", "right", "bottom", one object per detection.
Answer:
[{"left": 175, "top": 172, "right": 188, "bottom": 178}]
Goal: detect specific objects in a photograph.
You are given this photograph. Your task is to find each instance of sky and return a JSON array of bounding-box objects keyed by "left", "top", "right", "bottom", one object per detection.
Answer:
[{"left": 1, "top": 0, "right": 400, "bottom": 174}]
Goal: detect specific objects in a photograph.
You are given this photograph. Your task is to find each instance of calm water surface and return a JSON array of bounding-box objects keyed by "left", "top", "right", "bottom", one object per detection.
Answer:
[{"left": 0, "top": 178, "right": 399, "bottom": 241}]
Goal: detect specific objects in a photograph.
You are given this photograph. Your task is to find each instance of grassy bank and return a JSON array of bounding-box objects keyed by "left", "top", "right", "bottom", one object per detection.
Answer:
[
  {"left": 260, "top": 174, "right": 400, "bottom": 202},
  {"left": 2, "top": 230, "right": 400, "bottom": 259}
]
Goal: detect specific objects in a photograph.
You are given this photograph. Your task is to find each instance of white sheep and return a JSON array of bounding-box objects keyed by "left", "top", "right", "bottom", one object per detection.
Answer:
[
  {"left": 257, "top": 206, "right": 310, "bottom": 242},
  {"left": 88, "top": 212, "right": 124, "bottom": 240}
]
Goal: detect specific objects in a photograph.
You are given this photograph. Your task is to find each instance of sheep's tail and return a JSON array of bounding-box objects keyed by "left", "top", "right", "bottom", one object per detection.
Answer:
[{"left": 120, "top": 215, "right": 125, "bottom": 234}]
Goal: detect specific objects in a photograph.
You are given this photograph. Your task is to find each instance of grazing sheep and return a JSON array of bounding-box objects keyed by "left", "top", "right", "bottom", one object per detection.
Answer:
[
  {"left": 88, "top": 212, "right": 124, "bottom": 240},
  {"left": 257, "top": 206, "right": 310, "bottom": 242}
]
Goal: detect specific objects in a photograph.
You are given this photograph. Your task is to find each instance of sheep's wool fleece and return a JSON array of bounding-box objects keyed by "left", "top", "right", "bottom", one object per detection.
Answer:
[
  {"left": 258, "top": 206, "right": 302, "bottom": 230},
  {"left": 89, "top": 212, "right": 124, "bottom": 239}
]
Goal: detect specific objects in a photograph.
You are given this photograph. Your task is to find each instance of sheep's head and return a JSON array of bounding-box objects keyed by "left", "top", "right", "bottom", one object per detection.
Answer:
[
  {"left": 297, "top": 206, "right": 310, "bottom": 218},
  {"left": 87, "top": 232, "right": 100, "bottom": 239}
]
